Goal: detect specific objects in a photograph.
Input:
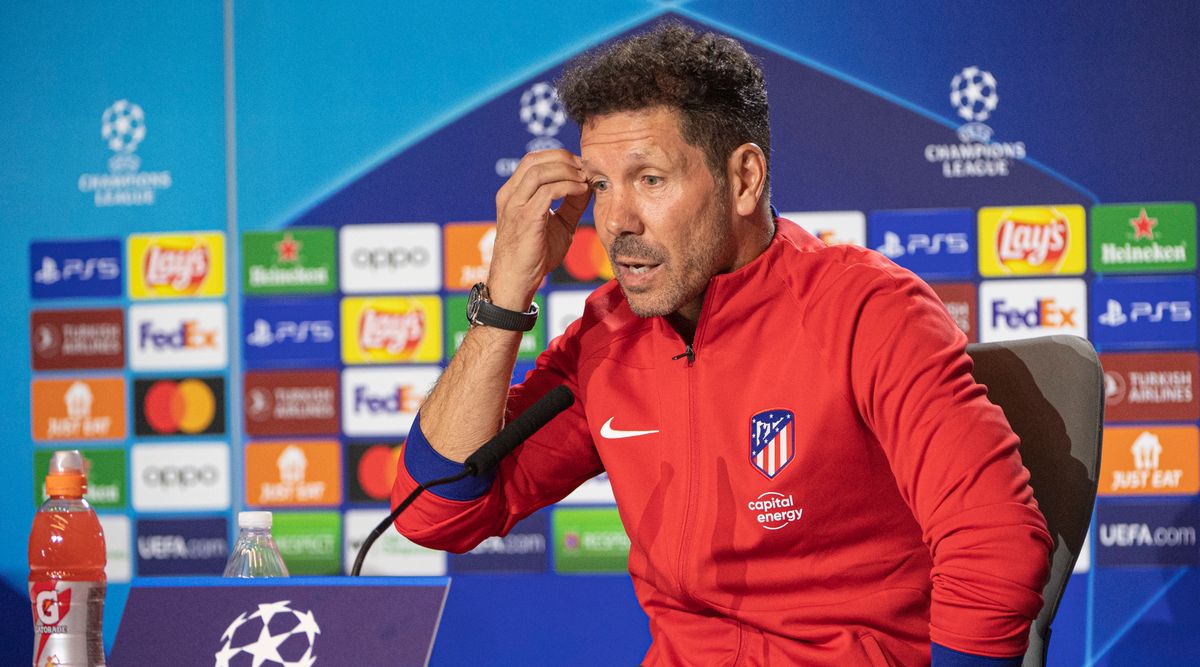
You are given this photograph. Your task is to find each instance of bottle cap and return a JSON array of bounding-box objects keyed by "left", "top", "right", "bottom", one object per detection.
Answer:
[
  {"left": 238, "top": 511, "right": 273, "bottom": 529},
  {"left": 45, "top": 450, "right": 87, "bottom": 497}
]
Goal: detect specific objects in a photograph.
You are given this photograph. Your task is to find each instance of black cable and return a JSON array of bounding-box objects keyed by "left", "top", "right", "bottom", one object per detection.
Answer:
[{"left": 350, "top": 469, "right": 470, "bottom": 577}]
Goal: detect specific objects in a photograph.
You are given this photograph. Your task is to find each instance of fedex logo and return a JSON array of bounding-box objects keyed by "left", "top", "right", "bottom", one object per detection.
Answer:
[
  {"left": 243, "top": 297, "right": 339, "bottom": 368},
  {"left": 139, "top": 320, "right": 218, "bottom": 350},
  {"left": 342, "top": 367, "right": 440, "bottom": 436},
  {"left": 1091, "top": 277, "right": 1198, "bottom": 350},
  {"left": 980, "top": 279, "right": 1087, "bottom": 342},
  {"left": 867, "top": 209, "right": 975, "bottom": 280},
  {"left": 30, "top": 239, "right": 123, "bottom": 299},
  {"left": 129, "top": 303, "right": 227, "bottom": 370},
  {"left": 991, "top": 298, "right": 1078, "bottom": 329},
  {"left": 353, "top": 385, "right": 421, "bottom": 415}
]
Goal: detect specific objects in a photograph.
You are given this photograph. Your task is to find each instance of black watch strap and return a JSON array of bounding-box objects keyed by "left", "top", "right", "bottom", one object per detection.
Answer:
[{"left": 467, "top": 282, "right": 538, "bottom": 332}]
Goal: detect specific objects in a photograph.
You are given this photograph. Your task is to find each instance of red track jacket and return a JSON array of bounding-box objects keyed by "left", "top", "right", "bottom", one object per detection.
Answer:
[{"left": 393, "top": 219, "right": 1052, "bottom": 666}]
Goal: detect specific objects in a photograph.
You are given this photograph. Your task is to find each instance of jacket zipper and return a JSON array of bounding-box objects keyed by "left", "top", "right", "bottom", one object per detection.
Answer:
[{"left": 674, "top": 288, "right": 714, "bottom": 603}]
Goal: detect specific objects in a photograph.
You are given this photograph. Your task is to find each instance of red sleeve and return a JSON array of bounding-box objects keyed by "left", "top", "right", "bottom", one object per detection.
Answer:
[
  {"left": 391, "top": 319, "right": 603, "bottom": 554},
  {"left": 805, "top": 254, "right": 1053, "bottom": 658}
]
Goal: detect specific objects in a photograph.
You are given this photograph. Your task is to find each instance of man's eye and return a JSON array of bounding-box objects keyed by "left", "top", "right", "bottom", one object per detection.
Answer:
[
  {"left": 643, "top": 175, "right": 662, "bottom": 186},
  {"left": 591, "top": 180, "right": 609, "bottom": 192}
]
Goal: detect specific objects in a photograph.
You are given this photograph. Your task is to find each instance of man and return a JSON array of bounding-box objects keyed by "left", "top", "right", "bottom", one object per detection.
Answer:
[{"left": 392, "top": 23, "right": 1051, "bottom": 666}]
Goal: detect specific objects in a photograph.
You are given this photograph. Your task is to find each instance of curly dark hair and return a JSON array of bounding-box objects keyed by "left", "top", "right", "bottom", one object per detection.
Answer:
[{"left": 557, "top": 22, "right": 770, "bottom": 187}]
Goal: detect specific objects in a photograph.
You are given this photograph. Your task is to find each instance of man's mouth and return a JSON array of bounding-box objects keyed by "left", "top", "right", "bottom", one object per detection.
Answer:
[{"left": 619, "top": 256, "right": 667, "bottom": 274}]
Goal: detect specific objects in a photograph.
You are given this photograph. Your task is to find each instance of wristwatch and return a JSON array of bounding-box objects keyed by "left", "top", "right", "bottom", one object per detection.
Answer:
[{"left": 467, "top": 282, "right": 539, "bottom": 331}]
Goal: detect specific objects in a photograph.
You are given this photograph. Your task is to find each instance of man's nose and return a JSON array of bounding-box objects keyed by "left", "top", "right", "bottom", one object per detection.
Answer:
[{"left": 600, "top": 186, "right": 644, "bottom": 238}]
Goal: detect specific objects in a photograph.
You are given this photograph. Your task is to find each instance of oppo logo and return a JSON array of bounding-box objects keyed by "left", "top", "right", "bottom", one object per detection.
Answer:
[
  {"left": 351, "top": 247, "right": 430, "bottom": 269},
  {"left": 142, "top": 465, "right": 219, "bottom": 487}
]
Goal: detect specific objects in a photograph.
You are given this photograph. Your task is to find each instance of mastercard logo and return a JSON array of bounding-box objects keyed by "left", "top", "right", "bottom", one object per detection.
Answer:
[
  {"left": 134, "top": 377, "right": 225, "bottom": 436},
  {"left": 553, "top": 226, "right": 614, "bottom": 284},
  {"left": 349, "top": 443, "right": 403, "bottom": 501}
]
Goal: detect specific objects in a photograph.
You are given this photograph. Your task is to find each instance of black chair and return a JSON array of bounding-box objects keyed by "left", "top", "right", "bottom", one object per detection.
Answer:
[{"left": 965, "top": 335, "right": 1103, "bottom": 667}]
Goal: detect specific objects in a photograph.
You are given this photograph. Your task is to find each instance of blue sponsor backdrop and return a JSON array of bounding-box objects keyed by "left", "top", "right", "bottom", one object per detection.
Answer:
[
  {"left": 3, "top": 2, "right": 1200, "bottom": 665},
  {"left": 1095, "top": 501, "right": 1200, "bottom": 568},
  {"left": 242, "top": 297, "right": 340, "bottom": 368},
  {"left": 29, "top": 240, "right": 123, "bottom": 300},
  {"left": 1090, "top": 276, "right": 1198, "bottom": 351},
  {"left": 134, "top": 518, "right": 229, "bottom": 577},
  {"left": 867, "top": 209, "right": 976, "bottom": 280},
  {"left": 448, "top": 510, "right": 550, "bottom": 574}
]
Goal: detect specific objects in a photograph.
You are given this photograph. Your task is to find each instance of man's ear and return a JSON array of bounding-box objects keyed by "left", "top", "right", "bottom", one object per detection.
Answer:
[{"left": 727, "top": 143, "right": 767, "bottom": 217}]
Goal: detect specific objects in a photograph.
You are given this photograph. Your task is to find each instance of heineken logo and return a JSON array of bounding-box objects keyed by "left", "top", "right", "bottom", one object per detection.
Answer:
[
  {"left": 1092, "top": 203, "right": 1196, "bottom": 274},
  {"left": 242, "top": 229, "right": 336, "bottom": 294},
  {"left": 275, "top": 232, "right": 301, "bottom": 262}
]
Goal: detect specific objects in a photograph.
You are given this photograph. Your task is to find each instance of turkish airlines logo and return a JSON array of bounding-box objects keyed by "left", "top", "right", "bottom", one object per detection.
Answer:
[
  {"left": 30, "top": 309, "right": 125, "bottom": 370},
  {"left": 1100, "top": 352, "right": 1199, "bottom": 422},
  {"left": 134, "top": 377, "right": 224, "bottom": 436},
  {"left": 244, "top": 370, "right": 339, "bottom": 436}
]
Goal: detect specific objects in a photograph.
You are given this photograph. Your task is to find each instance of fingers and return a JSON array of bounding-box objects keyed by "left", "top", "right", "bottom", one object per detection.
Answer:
[
  {"left": 552, "top": 188, "right": 593, "bottom": 232},
  {"left": 497, "top": 149, "right": 584, "bottom": 212}
]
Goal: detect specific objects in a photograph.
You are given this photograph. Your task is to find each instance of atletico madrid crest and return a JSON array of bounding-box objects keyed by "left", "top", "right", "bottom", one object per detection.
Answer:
[{"left": 750, "top": 409, "right": 795, "bottom": 479}]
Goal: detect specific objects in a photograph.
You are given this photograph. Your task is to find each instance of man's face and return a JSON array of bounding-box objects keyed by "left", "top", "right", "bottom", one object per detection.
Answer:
[{"left": 581, "top": 107, "right": 734, "bottom": 320}]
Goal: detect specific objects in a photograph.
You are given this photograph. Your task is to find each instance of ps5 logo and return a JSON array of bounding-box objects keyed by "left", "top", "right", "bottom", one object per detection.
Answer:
[
  {"left": 875, "top": 232, "right": 969, "bottom": 259},
  {"left": 1098, "top": 300, "right": 1192, "bottom": 328},
  {"left": 245, "top": 318, "right": 335, "bottom": 347},
  {"left": 33, "top": 256, "right": 120, "bottom": 285}
]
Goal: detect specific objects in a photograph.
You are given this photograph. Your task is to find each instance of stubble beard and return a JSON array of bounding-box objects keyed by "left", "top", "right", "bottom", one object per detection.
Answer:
[{"left": 612, "top": 195, "right": 732, "bottom": 319}]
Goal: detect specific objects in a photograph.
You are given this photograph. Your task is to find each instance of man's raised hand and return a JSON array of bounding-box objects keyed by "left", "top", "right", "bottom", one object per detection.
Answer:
[{"left": 489, "top": 149, "right": 592, "bottom": 311}]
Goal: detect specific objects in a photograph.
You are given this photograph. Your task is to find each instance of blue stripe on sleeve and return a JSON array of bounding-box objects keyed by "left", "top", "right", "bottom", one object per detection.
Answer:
[
  {"left": 403, "top": 413, "right": 495, "bottom": 501},
  {"left": 931, "top": 643, "right": 1023, "bottom": 667}
]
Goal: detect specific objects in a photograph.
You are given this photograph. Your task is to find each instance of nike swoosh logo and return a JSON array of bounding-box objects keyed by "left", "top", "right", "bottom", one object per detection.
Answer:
[{"left": 600, "top": 417, "right": 660, "bottom": 440}]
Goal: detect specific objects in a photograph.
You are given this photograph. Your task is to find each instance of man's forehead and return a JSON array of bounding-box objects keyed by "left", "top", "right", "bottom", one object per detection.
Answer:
[{"left": 579, "top": 109, "right": 691, "bottom": 166}]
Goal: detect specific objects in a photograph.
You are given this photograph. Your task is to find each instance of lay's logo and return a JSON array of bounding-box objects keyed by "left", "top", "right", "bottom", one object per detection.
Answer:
[
  {"left": 342, "top": 296, "right": 442, "bottom": 364},
  {"left": 128, "top": 232, "right": 225, "bottom": 298},
  {"left": 979, "top": 206, "right": 1085, "bottom": 277}
]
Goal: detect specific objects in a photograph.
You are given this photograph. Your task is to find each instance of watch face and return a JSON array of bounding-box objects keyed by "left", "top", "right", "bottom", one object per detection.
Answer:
[{"left": 467, "top": 283, "right": 484, "bottom": 323}]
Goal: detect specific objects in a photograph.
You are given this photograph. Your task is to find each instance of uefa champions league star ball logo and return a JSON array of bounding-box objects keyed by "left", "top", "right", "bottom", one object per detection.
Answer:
[
  {"left": 214, "top": 600, "right": 321, "bottom": 667},
  {"left": 519, "top": 81, "right": 566, "bottom": 138},
  {"left": 101, "top": 99, "right": 146, "bottom": 154},
  {"left": 949, "top": 66, "right": 998, "bottom": 123}
]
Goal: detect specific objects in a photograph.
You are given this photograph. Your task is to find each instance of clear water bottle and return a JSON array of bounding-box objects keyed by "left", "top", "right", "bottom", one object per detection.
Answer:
[
  {"left": 223, "top": 511, "right": 290, "bottom": 578},
  {"left": 29, "top": 450, "right": 107, "bottom": 666}
]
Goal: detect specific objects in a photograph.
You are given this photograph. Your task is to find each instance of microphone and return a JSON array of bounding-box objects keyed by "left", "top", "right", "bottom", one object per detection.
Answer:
[
  {"left": 464, "top": 384, "right": 575, "bottom": 477},
  {"left": 350, "top": 384, "right": 575, "bottom": 576}
]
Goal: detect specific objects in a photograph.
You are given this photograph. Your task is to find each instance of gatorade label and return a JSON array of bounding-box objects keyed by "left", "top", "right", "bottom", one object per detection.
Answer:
[{"left": 30, "top": 580, "right": 106, "bottom": 667}]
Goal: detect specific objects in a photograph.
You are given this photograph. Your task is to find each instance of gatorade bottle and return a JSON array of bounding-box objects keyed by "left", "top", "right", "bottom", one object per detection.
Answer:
[{"left": 28, "top": 450, "right": 107, "bottom": 667}]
